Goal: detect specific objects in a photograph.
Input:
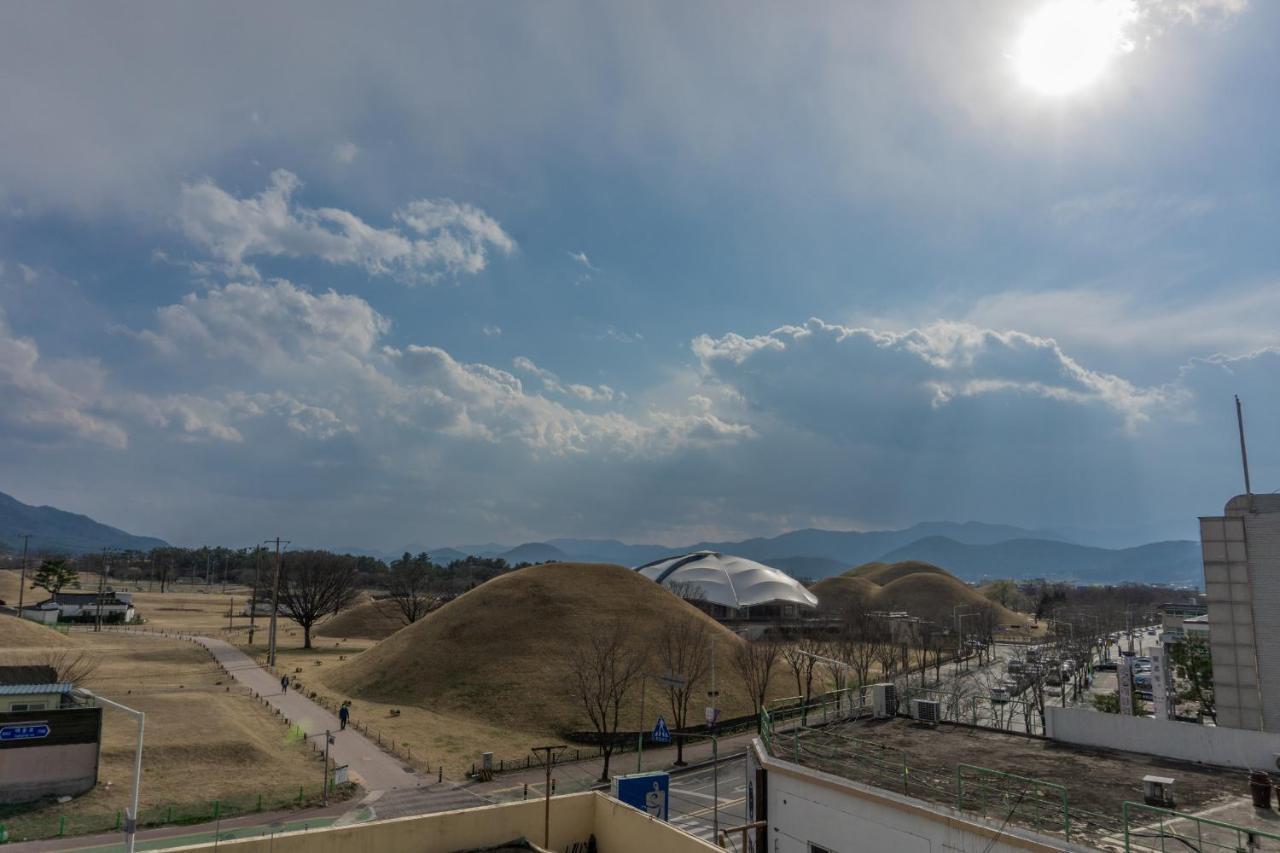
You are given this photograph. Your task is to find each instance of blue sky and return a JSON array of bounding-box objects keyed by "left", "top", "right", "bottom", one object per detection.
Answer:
[{"left": 1, "top": 0, "right": 1277, "bottom": 550}]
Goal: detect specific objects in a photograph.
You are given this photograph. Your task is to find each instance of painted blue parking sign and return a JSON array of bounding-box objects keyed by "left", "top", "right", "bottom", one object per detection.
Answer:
[{"left": 0, "top": 723, "right": 50, "bottom": 742}]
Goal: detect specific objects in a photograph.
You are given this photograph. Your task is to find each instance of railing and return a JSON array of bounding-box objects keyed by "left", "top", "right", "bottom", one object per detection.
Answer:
[
  {"left": 0, "top": 782, "right": 355, "bottom": 844},
  {"left": 1122, "top": 801, "right": 1280, "bottom": 853}
]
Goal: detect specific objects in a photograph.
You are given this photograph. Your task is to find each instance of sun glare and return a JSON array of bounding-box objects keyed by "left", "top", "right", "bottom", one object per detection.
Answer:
[{"left": 1013, "top": 0, "right": 1137, "bottom": 95}]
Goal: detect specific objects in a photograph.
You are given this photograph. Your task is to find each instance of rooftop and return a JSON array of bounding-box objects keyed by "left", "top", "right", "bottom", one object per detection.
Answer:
[
  {"left": 0, "top": 665, "right": 58, "bottom": 686},
  {"left": 766, "top": 714, "right": 1254, "bottom": 848}
]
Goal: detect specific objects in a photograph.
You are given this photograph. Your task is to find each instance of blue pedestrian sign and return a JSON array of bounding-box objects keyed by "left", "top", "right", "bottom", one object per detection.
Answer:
[
  {"left": 0, "top": 722, "right": 50, "bottom": 742},
  {"left": 651, "top": 716, "right": 671, "bottom": 745}
]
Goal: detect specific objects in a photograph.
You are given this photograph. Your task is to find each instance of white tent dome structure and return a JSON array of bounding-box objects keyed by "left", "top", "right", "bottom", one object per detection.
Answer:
[{"left": 635, "top": 551, "right": 818, "bottom": 620}]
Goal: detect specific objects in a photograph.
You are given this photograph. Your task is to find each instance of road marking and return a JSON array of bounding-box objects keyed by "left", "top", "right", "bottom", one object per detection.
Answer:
[{"left": 674, "top": 795, "right": 746, "bottom": 819}]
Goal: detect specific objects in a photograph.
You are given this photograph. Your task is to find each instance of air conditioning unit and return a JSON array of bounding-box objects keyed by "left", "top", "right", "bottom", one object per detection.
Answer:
[
  {"left": 910, "top": 698, "right": 941, "bottom": 725},
  {"left": 871, "top": 683, "right": 897, "bottom": 719}
]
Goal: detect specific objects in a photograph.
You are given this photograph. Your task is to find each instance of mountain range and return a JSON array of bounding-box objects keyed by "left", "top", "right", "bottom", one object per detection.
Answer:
[
  {"left": 0, "top": 488, "right": 1203, "bottom": 585},
  {"left": 0, "top": 490, "right": 169, "bottom": 555},
  {"left": 428, "top": 521, "right": 1204, "bottom": 586}
]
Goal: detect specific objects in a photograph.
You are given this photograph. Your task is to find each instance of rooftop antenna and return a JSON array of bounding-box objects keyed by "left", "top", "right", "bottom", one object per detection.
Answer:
[{"left": 1236, "top": 394, "right": 1254, "bottom": 511}]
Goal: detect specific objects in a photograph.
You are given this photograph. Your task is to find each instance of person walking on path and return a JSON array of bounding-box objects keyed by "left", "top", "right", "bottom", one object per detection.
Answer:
[
  {"left": 339, "top": 703, "right": 350, "bottom": 730},
  {"left": 281, "top": 674, "right": 290, "bottom": 693}
]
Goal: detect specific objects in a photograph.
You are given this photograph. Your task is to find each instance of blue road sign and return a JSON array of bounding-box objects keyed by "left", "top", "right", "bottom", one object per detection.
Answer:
[
  {"left": 612, "top": 771, "right": 670, "bottom": 820},
  {"left": 0, "top": 723, "right": 50, "bottom": 742},
  {"left": 651, "top": 716, "right": 671, "bottom": 744}
]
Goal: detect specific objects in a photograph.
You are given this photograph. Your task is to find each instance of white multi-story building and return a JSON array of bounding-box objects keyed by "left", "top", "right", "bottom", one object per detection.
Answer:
[{"left": 1199, "top": 493, "right": 1280, "bottom": 731}]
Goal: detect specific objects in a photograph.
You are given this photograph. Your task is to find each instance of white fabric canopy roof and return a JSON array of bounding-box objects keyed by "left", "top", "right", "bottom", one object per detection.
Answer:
[{"left": 635, "top": 551, "right": 818, "bottom": 610}]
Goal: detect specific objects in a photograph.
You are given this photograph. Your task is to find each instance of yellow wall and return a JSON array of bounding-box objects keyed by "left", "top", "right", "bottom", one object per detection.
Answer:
[{"left": 168, "top": 792, "right": 720, "bottom": 853}]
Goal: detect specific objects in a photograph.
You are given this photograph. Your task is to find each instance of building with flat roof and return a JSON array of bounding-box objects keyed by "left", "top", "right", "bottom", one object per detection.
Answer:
[{"left": 1199, "top": 493, "right": 1280, "bottom": 731}]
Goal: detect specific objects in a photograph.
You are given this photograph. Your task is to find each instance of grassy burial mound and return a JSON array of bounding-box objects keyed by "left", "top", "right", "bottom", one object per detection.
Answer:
[
  {"left": 0, "top": 613, "right": 74, "bottom": 648},
  {"left": 317, "top": 598, "right": 407, "bottom": 641},
  {"left": 813, "top": 561, "right": 1025, "bottom": 628},
  {"left": 847, "top": 559, "right": 952, "bottom": 586},
  {"left": 809, "top": 575, "right": 879, "bottom": 617},
  {"left": 324, "top": 562, "right": 755, "bottom": 736}
]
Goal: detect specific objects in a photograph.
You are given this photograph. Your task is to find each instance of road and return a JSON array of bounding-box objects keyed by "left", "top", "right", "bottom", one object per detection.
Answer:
[{"left": 667, "top": 755, "right": 749, "bottom": 846}]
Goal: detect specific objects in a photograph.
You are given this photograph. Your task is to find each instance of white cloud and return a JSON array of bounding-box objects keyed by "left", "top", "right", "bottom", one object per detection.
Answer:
[
  {"left": 567, "top": 250, "right": 598, "bottom": 271},
  {"left": 333, "top": 141, "right": 359, "bottom": 164},
  {"left": 180, "top": 170, "right": 514, "bottom": 282},
  {"left": 482, "top": 324, "right": 503, "bottom": 336}
]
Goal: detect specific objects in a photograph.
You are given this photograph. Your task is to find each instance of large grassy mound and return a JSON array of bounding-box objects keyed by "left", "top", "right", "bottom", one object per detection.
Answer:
[
  {"left": 324, "top": 563, "right": 755, "bottom": 735},
  {"left": 0, "top": 613, "right": 74, "bottom": 648},
  {"left": 847, "top": 560, "right": 951, "bottom": 586},
  {"left": 317, "top": 599, "right": 407, "bottom": 641}
]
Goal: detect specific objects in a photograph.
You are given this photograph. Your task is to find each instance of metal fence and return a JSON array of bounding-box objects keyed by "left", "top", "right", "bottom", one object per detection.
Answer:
[
  {"left": 1121, "top": 801, "right": 1280, "bottom": 853},
  {"left": 0, "top": 782, "right": 354, "bottom": 844}
]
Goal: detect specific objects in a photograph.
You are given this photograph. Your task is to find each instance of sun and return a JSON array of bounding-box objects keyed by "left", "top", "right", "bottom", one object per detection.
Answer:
[{"left": 1013, "top": 0, "right": 1138, "bottom": 95}]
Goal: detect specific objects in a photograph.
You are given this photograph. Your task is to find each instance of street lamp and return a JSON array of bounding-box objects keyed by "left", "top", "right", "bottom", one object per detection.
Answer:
[{"left": 76, "top": 690, "right": 144, "bottom": 853}]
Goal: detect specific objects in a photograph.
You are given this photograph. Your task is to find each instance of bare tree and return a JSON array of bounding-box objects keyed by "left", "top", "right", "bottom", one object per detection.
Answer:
[
  {"left": 656, "top": 613, "right": 711, "bottom": 765},
  {"left": 277, "top": 550, "right": 360, "bottom": 649},
  {"left": 780, "top": 632, "right": 823, "bottom": 723},
  {"left": 568, "top": 618, "right": 646, "bottom": 781},
  {"left": 731, "top": 635, "right": 782, "bottom": 729},
  {"left": 838, "top": 608, "right": 886, "bottom": 687},
  {"left": 387, "top": 553, "right": 438, "bottom": 625},
  {"left": 37, "top": 651, "right": 100, "bottom": 685}
]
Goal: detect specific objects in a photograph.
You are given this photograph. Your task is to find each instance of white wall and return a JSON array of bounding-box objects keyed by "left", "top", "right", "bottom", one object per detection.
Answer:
[{"left": 1047, "top": 706, "right": 1280, "bottom": 770}]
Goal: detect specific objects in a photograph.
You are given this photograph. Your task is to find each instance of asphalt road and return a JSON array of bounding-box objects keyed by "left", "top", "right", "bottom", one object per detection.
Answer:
[{"left": 667, "top": 755, "right": 750, "bottom": 846}]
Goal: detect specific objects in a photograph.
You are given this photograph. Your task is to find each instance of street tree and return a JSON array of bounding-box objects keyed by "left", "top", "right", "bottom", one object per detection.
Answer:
[
  {"left": 1169, "top": 634, "right": 1214, "bottom": 721},
  {"left": 731, "top": 635, "right": 782, "bottom": 729},
  {"left": 568, "top": 617, "right": 646, "bottom": 781},
  {"left": 277, "top": 550, "right": 360, "bottom": 649},
  {"left": 656, "top": 613, "right": 711, "bottom": 765}
]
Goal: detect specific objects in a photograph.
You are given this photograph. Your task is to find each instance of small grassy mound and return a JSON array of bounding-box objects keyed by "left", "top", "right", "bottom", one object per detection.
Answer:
[
  {"left": 0, "top": 613, "right": 73, "bottom": 648},
  {"left": 324, "top": 562, "right": 754, "bottom": 735},
  {"left": 874, "top": 571, "right": 1021, "bottom": 626},
  {"left": 317, "top": 599, "right": 407, "bottom": 641}
]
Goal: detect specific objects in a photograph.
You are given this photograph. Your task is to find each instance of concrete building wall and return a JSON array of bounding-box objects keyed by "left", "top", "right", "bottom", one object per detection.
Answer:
[
  {"left": 164, "top": 792, "right": 720, "bottom": 853},
  {"left": 1, "top": 691, "right": 62, "bottom": 712},
  {"left": 1046, "top": 706, "right": 1280, "bottom": 770},
  {"left": 749, "top": 740, "right": 1086, "bottom": 853},
  {"left": 1200, "top": 494, "right": 1280, "bottom": 732}
]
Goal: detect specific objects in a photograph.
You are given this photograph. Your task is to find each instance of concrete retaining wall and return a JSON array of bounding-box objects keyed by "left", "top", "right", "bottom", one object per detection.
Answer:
[{"left": 1046, "top": 706, "right": 1280, "bottom": 770}]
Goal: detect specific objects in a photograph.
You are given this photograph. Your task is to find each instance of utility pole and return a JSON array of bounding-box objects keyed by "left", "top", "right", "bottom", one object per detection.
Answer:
[
  {"left": 96, "top": 548, "right": 111, "bottom": 632},
  {"left": 1236, "top": 395, "right": 1254, "bottom": 512},
  {"left": 708, "top": 636, "right": 720, "bottom": 843},
  {"left": 531, "top": 745, "right": 566, "bottom": 850},
  {"left": 265, "top": 538, "right": 289, "bottom": 666},
  {"left": 248, "top": 546, "right": 261, "bottom": 645},
  {"left": 17, "top": 534, "right": 30, "bottom": 615}
]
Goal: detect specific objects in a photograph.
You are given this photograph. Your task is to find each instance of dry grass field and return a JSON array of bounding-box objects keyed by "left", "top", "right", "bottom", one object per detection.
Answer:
[
  {"left": 316, "top": 598, "right": 406, "bottom": 641},
  {"left": 0, "top": 622, "right": 327, "bottom": 838}
]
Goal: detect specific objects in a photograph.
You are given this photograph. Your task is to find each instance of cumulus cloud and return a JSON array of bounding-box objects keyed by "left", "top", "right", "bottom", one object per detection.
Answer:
[{"left": 180, "top": 170, "right": 514, "bottom": 282}]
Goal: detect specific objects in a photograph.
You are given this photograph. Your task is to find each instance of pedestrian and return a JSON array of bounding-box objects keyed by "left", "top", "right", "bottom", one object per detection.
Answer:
[
  {"left": 339, "top": 703, "right": 350, "bottom": 730},
  {"left": 281, "top": 674, "right": 290, "bottom": 693}
]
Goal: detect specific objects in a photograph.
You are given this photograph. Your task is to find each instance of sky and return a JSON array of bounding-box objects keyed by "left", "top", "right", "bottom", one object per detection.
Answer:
[{"left": 1, "top": 0, "right": 1277, "bottom": 551}]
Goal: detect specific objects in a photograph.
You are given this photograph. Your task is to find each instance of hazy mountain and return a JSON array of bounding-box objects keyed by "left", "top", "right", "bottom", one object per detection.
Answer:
[
  {"left": 874, "top": 536, "right": 1203, "bottom": 586},
  {"left": 498, "top": 542, "right": 571, "bottom": 564},
  {"left": 0, "top": 490, "right": 169, "bottom": 555},
  {"left": 767, "top": 555, "right": 849, "bottom": 579}
]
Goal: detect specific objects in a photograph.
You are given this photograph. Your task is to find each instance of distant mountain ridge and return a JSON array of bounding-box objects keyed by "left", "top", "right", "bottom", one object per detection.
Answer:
[
  {"left": 433, "top": 521, "right": 1202, "bottom": 585},
  {"left": 0, "top": 490, "right": 169, "bottom": 555}
]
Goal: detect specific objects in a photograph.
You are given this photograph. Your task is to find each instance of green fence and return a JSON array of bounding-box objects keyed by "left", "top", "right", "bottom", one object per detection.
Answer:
[
  {"left": 0, "top": 782, "right": 354, "bottom": 844},
  {"left": 1122, "top": 801, "right": 1280, "bottom": 853}
]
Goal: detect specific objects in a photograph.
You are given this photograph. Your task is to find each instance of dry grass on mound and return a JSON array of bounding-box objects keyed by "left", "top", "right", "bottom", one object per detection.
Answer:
[
  {"left": 0, "top": 613, "right": 74, "bottom": 648},
  {"left": 809, "top": 575, "right": 879, "bottom": 617},
  {"left": 317, "top": 598, "right": 407, "bottom": 641},
  {"left": 323, "top": 562, "right": 764, "bottom": 738},
  {"left": 814, "top": 561, "right": 1027, "bottom": 628},
  {"left": 847, "top": 559, "right": 951, "bottom": 586}
]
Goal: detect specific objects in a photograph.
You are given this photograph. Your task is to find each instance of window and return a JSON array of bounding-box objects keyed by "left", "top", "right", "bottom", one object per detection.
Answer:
[{"left": 8, "top": 703, "right": 47, "bottom": 712}]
